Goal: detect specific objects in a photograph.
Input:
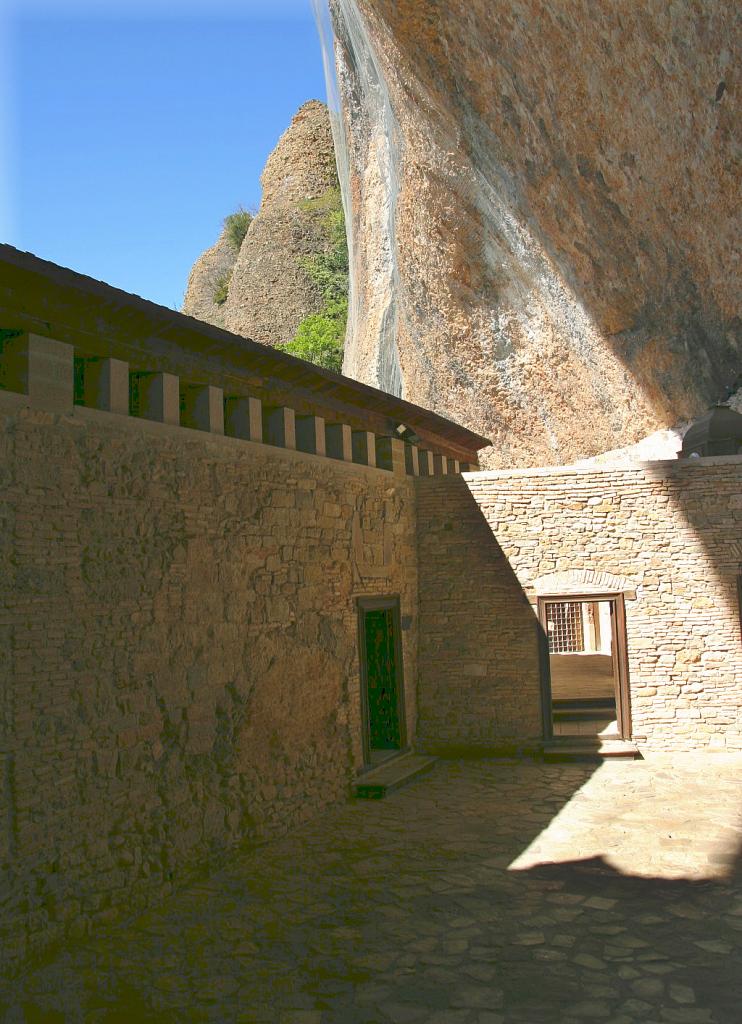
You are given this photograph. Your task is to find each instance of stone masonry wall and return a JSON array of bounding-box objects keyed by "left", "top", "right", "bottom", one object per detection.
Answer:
[
  {"left": 0, "top": 395, "right": 418, "bottom": 972},
  {"left": 415, "top": 477, "right": 544, "bottom": 753},
  {"left": 462, "top": 459, "right": 742, "bottom": 752}
]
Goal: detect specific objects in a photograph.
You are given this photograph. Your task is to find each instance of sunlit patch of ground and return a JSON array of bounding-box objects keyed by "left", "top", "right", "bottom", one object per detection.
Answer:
[{"left": 509, "top": 753, "right": 742, "bottom": 882}]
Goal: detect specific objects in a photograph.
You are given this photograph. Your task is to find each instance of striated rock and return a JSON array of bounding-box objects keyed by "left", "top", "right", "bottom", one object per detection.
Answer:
[
  {"left": 182, "top": 227, "right": 237, "bottom": 329},
  {"left": 325, "top": 0, "right": 741, "bottom": 467},
  {"left": 567, "top": 384, "right": 742, "bottom": 466},
  {"left": 568, "top": 427, "right": 686, "bottom": 467},
  {"left": 183, "top": 100, "right": 341, "bottom": 346}
]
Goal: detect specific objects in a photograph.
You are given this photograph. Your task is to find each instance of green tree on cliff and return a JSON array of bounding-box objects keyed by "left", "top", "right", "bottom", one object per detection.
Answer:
[{"left": 280, "top": 191, "right": 348, "bottom": 373}]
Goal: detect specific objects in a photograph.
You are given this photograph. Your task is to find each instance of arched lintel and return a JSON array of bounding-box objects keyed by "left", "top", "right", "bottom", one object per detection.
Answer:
[{"left": 532, "top": 569, "right": 637, "bottom": 600}]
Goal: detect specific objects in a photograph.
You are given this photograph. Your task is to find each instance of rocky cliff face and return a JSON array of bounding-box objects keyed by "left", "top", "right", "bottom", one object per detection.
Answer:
[
  {"left": 181, "top": 227, "right": 238, "bottom": 329},
  {"left": 183, "top": 100, "right": 341, "bottom": 346},
  {"left": 325, "top": 0, "right": 740, "bottom": 467}
]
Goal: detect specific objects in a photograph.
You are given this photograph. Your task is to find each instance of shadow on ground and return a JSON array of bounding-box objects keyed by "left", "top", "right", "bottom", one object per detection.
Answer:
[
  {"left": 2, "top": 758, "right": 741, "bottom": 1024},
  {"left": 518, "top": 854, "right": 742, "bottom": 1024}
]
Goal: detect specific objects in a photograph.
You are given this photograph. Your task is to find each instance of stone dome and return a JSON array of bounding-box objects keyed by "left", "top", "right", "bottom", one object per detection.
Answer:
[{"left": 680, "top": 404, "right": 742, "bottom": 458}]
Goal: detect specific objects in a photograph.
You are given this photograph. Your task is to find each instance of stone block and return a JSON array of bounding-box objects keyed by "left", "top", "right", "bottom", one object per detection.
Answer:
[
  {"left": 224, "top": 395, "right": 262, "bottom": 442},
  {"left": 325, "top": 422, "right": 352, "bottom": 461},
  {"left": 0, "top": 332, "right": 73, "bottom": 411},
  {"left": 296, "top": 415, "right": 326, "bottom": 456},
  {"left": 181, "top": 384, "right": 224, "bottom": 434},
  {"left": 418, "top": 450, "right": 432, "bottom": 476},
  {"left": 131, "top": 372, "right": 179, "bottom": 425},
  {"left": 351, "top": 430, "right": 376, "bottom": 467},
  {"left": 80, "top": 357, "right": 129, "bottom": 414},
  {"left": 463, "top": 663, "right": 488, "bottom": 677},
  {"left": 375, "top": 437, "right": 406, "bottom": 476},
  {"left": 262, "top": 406, "right": 296, "bottom": 449}
]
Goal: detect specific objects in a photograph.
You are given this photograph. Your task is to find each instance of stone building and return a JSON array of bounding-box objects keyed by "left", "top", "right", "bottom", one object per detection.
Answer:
[
  {"left": 1, "top": 243, "right": 740, "bottom": 973},
  {"left": 417, "top": 464, "right": 742, "bottom": 756}
]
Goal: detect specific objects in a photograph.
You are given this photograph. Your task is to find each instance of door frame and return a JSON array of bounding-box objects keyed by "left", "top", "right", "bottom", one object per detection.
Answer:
[
  {"left": 356, "top": 595, "right": 407, "bottom": 766},
  {"left": 537, "top": 592, "right": 632, "bottom": 740}
]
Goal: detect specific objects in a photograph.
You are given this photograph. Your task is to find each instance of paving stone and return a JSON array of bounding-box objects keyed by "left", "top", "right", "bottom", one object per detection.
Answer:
[
  {"left": 667, "top": 904, "right": 706, "bottom": 921},
  {"left": 533, "top": 948, "right": 568, "bottom": 961},
  {"left": 668, "top": 984, "right": 696, "bottom": 1005},
  {"left": 545, "top": 893, "right": 585, "bottom": 905},
  {"left": 630, "top": 978, "right": 665, "bottom": 999},
  {"left": 583, "top": 897, "right": 618, "bottom": 911},
  {"left": 659, "top": 1010, "right": 714, "bottom": 1023},
  {"left": 379, "top": 1003, "right": 428, "bottom": 1023},
  {"left": 640, "top": 962, "right": 676, "bottom": 975},
  {"left": 444, "top": 938, "right": 471, "bottom": 953},
  {"left": 573, "top": 954, "right": 608, "bottom": 970},
  {"left": 570, "top": 1001, "right": 613, "bottom": 1018},
  {"left": 693, "top": 939, "right": 731, "bottom": 954},
  {"left": 463, "top": 963, "right": 499, "bottom": 983},
  {"left": 513, "top": 932, "right": 545, "bottom": 945},
  {"left": 355, "top": 983, "right": 397, "bottom": 1005},
  {"left": 450, "top": 985, "right": 504, "bottom": 1009},
  {"left": 422, "top": 1012, "right": 471, "bottom": 1024},
  {"left": 603, "top": 946, "right": 633, "bottom": 960},
  {"left": 611, "top": 935, "right": 651, "bottom": 949},
  {"left": 620, "top": 998, "right": 654, "bottom": 1014}
]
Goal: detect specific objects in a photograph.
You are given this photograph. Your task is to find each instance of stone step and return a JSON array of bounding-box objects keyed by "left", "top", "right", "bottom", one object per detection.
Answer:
[
  {"left": 553, "top": 708, "right": 615, "bottom": 722},
  {"left": 543, "top": 738, "right": 640, "bottom": 763},
  {"left": 553, "top": 699, "right": 614, "bottom": 712},
  {"left": 353, "top": 752, "right": 438, "bottom": 799}
]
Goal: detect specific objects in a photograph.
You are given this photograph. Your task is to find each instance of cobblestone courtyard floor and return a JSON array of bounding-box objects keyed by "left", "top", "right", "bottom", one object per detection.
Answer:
[{"left": 3, "top": 756, "right": 742, "bottom": 1024}]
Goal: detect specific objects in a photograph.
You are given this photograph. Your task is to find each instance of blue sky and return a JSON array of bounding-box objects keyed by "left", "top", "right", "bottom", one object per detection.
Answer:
[{"left": 2, "top": 0, "right": 329, "bottom": 309}]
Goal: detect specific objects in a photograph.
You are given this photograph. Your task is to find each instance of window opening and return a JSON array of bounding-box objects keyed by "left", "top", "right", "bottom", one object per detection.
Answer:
[{"left": 547, "top": 601, "right": 584, "bottom": 653}]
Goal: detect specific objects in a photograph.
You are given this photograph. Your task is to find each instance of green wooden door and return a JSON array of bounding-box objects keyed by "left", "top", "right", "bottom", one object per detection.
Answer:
[{"left": 364, "top": 607, "right": 401, "bottom": 749}]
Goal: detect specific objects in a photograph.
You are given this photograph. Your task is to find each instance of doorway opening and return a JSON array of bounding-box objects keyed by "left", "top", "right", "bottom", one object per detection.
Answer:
[
  {"left": 357, "top": 596, "right": 407, "bottom": 768},
  {"left": 538, "top": 593, "right": 631, "bottom": 740}
]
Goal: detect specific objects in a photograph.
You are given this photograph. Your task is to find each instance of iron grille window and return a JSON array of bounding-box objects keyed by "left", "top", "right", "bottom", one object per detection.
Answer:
[{"left": 547, "top": 601, "right": 584, "bottom": 653}]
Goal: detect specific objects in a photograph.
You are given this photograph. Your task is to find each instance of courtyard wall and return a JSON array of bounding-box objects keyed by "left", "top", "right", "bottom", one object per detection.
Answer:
[
  {"left": 417, "top": 460, "right": 742, "bottom": 754},
  {"left": 415, "top": 477, "right": 544, "bottom": 753},
  {"left": 0, "top": 395, "right": 418, "bottom": 970}
]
